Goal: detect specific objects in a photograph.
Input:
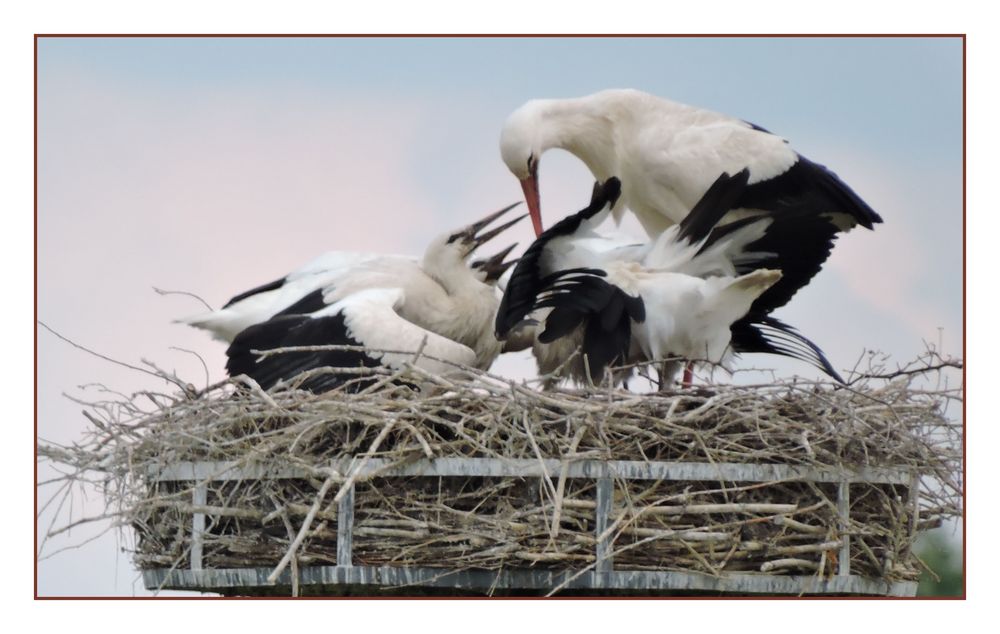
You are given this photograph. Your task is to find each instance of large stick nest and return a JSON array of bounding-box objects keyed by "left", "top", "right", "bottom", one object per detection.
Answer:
[{"left": 39, "top": 349, "right": 962, "bottom": 595}]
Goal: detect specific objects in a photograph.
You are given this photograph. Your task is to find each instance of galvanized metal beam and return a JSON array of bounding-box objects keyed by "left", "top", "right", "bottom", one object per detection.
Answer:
[
  {"left": 337, "top": 484, "right": 354, "bottom": 568},
  {"left": 190, "top": 484, "right": 206, "bottom": 571},
  {"left": 594, "top": 477, "right": 614, "bottom": 576},
  {"left": 837, "top": 481, "right": 850, "bottom": 578},
  {"left": 150, "top": 457, "right": 911, "bottom": 485},
  {"left": 142, "top": 564, "right": 918, "bottom": 597}
]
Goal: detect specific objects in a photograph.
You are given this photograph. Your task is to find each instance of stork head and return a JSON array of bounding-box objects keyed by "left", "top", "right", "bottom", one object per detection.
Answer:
[
  {"left": 423, "top": 203, "right": 526, "bottom": 279},
  {"left": 500, "top": 101, "right": 548, "bottom": 238}
]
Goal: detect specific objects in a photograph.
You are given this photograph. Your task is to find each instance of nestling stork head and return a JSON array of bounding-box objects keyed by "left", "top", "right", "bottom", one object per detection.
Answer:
[
  {"left": 423, "top": 203, "right": 525, "bottom": 291},
  {"left": 445, "top": 202, "right": 525, "bottom": 256}
]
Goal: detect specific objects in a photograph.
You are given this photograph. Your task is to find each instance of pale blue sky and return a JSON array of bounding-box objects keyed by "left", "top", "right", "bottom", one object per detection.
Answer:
[
  {"left": 38, "top": 37, "right": 961, "bottom": 159},
  {"left": 36, "top": 35, "right": 963, "bottom": 596}
]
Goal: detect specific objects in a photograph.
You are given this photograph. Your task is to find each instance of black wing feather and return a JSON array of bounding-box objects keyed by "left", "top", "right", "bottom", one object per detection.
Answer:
[
  {"left": 676, "top": 169, "right": 750, "bottom": 244},
  {"left": 226, "top": 311, "right": 383, "bottom": 393},
  {"left": 272, "top": 288, "right": 330, "bottom": 316},
  {"left": 532, "top": 269, "right": 645, "bottom": 381},
  {"left": 222, "top": 276, "right": 288, "bottom": 308},
  {"left": 744, "top": 212, "right": 839, "bottom": 315},
  {"left": 739, "top": 154, "right": 882, "bottom": 230},
  {"left": 538, "top": 306, "right": 587, "bottom": 343},
  {"left": 730, "top": 315, "right": 843, "bottom": 383},
  {"left": 495, "top": 179, "right": 622, "bottom": 338}
]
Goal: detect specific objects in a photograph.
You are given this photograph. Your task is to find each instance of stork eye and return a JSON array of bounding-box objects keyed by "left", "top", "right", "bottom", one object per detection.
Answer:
[
  {"left": 446, "top": 232, "right": 463, "bottom": 244},
  {"left": 526, "top": 155, "right": 537, "bottom": 172}
]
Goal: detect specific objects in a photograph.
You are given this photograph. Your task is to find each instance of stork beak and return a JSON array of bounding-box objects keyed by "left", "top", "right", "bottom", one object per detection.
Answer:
[
  {"left": 465, "top": 201, "right": 521, "bottom": 236},
  {"left": 454, "top": 202, "right": 526, "bottom": 256},
  {"left": 491, "top": 256, "right": 520, "bottom": 280},
  {"left": 471, "top": 242, "right": 520, "bottom": 283},
  {"left": 486, "top": 241, "right": 519, "bottom": 266},
  {"left": 471, "top": 213, "right": 528, "bottom": 251},
  {"left": 520, "top": 174, "right": 543, "bottom": 237}
]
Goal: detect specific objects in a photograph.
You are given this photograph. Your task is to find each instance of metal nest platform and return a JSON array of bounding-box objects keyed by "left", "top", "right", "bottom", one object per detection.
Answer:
[
  {"left": 141, "top": 456, "right": 920, "bottom": 597},
  {"left": 40, "top": 359, "right": 959, "bottom": 597}
]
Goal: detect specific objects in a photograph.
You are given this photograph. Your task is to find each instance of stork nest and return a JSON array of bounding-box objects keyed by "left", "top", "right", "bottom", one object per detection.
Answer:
[{"left": 39, "top": 349, "right": 963, "bottom": 596}]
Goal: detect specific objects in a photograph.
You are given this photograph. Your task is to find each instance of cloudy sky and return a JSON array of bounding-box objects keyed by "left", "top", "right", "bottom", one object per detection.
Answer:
[{"left": 35, "top": 36, "right": 962, "bottom": 597}]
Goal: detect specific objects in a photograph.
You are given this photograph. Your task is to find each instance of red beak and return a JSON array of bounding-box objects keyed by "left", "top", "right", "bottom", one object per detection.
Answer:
[{"left": 520, "top": 175, "right": 543, "bottom": 237}]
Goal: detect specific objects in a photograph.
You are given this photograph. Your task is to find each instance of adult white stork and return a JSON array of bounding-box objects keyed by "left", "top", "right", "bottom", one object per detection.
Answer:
[
  {"left": 495, "top": 174, "right": 844, "bottom": 387},
  {"left": 180, "top": 204, "right": 522, "bottom": 344},
  {"left": 205, "top": 206, "right": 526, "bottom": 393},
  {"left": 499, "top": 88, "right": 882, "bottom": 238}
]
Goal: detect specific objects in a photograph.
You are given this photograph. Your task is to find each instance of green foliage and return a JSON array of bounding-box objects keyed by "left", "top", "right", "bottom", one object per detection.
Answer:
[{"left": 916, "top": 530, "right": 963, "bottom": 597}]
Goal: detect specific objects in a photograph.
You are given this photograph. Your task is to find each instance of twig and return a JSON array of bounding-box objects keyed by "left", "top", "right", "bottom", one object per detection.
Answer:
[
  {"left": 38, "top": 321, "right": 187, "bottom": 390},
  {"left": 266, "top": 471, "right": 338, "bottom": 585},
  {"left": 152, "top": 286, "right": 214, "bottom": 311}
]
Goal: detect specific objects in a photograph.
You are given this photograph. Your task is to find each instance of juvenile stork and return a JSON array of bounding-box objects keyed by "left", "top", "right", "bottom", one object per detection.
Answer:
[
  {"left": 180, "top": 204, "right": 522, "bottom": 343},
  {"left": 210, "top": 207, "right": 526, "bottom": 393},
  {"left": 495, "top": 174, "right": 843, "bottom": 388},
  {"left": 499, "top": 88, "right": 882, "bottom": 238}
]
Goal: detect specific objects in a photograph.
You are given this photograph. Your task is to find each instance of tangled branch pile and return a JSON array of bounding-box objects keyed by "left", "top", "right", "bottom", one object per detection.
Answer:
[{"left": 39, "top": 350, "right": 962, "bottom": 595}]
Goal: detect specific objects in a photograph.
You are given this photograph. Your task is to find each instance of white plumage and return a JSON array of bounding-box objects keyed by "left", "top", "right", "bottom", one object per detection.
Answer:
[
  {"left": 178, "top": 251, "right": 386, "bottom": 343},
  {"left": 300, "top": 286, "right": 479, "bottom": 373},
  {"left": 500, "top": 88, "right": 881, "bottom": 237},
  {"left": 188, "top": 205, "right": 527, "bottom": 392},
  {"left": 180, "top": 205, "right": 522, "bottom": 344},
  {"left": 496, "top": 174, "right": 841, "bottom": 387}
]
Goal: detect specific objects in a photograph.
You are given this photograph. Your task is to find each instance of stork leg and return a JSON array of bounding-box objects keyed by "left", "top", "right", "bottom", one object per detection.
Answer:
[
  {"left": 682, "top": 362, "right": 694, "bottom": 388},
  {"left": 658, "top": 360, "right": 682, "bottom": 392}
]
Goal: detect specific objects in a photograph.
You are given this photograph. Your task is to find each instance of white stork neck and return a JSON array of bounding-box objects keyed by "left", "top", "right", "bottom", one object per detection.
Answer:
[
  {"left": 433, "top": 265, "right": 487, "bottom": 297},
  {"left": 421, "top": 245, "right": 486, "bottom": 297},
  {"left": 537, "top": 98, "right": 619, "bottom": 181},
  {"left": 415, "top": 246, "right": 502, "bottom": 367}
]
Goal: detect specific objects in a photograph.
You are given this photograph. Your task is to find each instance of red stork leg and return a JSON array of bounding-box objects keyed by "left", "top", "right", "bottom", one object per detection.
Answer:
[{"left": 682, "top": 362, "right": 694, "bottom": 388}]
